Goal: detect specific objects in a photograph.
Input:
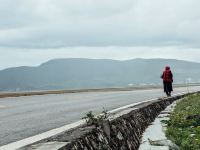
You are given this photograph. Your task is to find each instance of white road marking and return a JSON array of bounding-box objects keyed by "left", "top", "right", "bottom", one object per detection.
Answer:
[
  {"left": 0, "top": 91, "right": 197, "bottom": 150},
  {"left": 0, "top": 120, "right": 85, "bottom": 150}
]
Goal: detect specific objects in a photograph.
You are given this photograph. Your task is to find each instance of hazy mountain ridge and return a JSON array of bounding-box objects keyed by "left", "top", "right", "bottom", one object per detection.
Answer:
[{"left": 0, "top": 58, "right": 199, "bottom": 91}]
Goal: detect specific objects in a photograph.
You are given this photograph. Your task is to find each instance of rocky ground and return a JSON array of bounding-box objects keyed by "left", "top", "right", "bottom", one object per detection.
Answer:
[{"left": 139, "top": 93, "right": 200, "bottom": 150}]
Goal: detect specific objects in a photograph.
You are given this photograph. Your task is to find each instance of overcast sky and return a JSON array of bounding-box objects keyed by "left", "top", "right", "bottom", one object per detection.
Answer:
[{"left": 0, "top": 0, "right": 200, "bottom": 70}]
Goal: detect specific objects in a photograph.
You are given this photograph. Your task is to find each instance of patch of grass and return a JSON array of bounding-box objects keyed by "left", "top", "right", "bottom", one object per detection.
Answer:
[{"left": 166, "top": 93, "right": 200, "bottom": 150}]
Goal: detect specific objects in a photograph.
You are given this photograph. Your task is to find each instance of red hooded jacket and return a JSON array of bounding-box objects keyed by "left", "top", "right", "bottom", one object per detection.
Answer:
[{"left": 162, "top": 66, "right": 173, "bottom": 83}]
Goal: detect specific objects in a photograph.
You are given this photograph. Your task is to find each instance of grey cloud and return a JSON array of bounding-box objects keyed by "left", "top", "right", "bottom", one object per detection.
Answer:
[
  {"left": 0, "top": 0, "right": 200, "bottom": 48},
  {"left": 0, "top": 0, "right": 41, "bottom": 29}
]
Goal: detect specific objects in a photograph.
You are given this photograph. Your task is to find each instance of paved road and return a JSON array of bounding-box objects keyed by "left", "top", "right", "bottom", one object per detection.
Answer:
[{"left": 0, "top": 86, "right": 199, "bottom": 146}]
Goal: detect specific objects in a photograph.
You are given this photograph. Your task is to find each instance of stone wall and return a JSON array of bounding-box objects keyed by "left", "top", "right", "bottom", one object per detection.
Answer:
[
  {"left": 20, "top": 94, "right": 191, "bottom": 150},
  {"left": 55, "top": 95, "right": 186, "bottom": 150}
]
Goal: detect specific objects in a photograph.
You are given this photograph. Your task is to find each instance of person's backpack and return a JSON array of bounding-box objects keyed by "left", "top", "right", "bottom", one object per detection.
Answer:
[{"left": 163, "top": 70, "right": 173, "bottom": 82}]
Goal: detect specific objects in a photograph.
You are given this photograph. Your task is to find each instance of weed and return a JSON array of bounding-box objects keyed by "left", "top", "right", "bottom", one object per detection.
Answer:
[
  {"left": 166, "top": 93, "right": 200, "bottom": 150},
  {"left": 83, "top": 108, "right": 110, "bottom": 127}
]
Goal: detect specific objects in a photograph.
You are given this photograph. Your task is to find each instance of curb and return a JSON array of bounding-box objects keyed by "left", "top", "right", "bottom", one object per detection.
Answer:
[{"left": 0, "top": 91, "right": 196, "bottom": 150}]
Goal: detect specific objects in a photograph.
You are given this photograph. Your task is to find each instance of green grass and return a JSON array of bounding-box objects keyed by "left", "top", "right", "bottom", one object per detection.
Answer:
[{"left": 166, "top": 93, "right": 200, "bottom": 150}]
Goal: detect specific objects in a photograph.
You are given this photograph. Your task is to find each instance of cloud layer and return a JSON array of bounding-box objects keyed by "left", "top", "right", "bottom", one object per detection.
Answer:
[
  {"left": 1, "top": 0, "right": 200, "bottom": 48},
  {"left": 0, "top": 0, "right": 200, "bottom": 69},
  {"left": 1, "top": 46, "right": 200, "bottom": 70}
]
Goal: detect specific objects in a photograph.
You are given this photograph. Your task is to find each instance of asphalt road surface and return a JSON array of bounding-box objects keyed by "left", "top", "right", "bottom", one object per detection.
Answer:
[{"left": 0, "top": 86, "right": 199, "bottom": 146}]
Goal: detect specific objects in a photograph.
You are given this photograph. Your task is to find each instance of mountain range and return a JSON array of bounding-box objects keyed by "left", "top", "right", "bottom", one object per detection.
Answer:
[{"left": 0, "top": 58, "right": 200, "bottom": 91}]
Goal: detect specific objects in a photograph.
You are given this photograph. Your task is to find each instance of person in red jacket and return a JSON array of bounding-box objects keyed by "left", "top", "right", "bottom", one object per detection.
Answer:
[{"left": 161, "top": 66, "right": 173, "bottom": 96}]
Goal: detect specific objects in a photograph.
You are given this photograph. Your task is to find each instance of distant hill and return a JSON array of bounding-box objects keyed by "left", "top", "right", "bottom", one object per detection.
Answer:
[{"left": 0, "top": 58, "right": 200, "bottom": 91}]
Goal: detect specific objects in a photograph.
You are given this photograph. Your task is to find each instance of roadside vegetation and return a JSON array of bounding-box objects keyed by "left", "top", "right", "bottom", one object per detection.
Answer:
[
  {"left": 82, "top": 108, "right": 110, "bottom": 127},
  {"left": 166, "top": 93, "right": 200, "bottom": 150}
]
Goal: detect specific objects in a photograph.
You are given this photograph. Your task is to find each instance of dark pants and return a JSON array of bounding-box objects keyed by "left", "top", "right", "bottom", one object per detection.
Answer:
[{"left": 163, "top": 82, "right": 173, "bottom": 96}]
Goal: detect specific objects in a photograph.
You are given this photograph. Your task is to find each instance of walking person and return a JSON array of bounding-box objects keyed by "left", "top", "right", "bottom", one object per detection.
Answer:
[{"left": 161, "top": 66, "right": 173, "bottom": 96}]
